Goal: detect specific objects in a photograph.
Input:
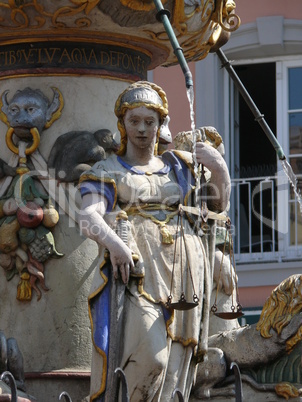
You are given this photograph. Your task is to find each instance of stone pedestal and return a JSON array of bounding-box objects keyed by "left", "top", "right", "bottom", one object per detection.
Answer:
[
  {"left": 0, "top": 74, "right": 131, "bottom": 400},
  {"left": 0, "top": 1, "right": 239, "bottom": 400}
]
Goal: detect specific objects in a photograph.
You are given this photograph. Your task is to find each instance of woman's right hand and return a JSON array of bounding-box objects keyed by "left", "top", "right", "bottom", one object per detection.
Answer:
[
  {"left": 79, "top": 193, "right": 134, "bottom": 284},
  {"left": 108, "top": 239, "right": 134, "bottom": 284}
]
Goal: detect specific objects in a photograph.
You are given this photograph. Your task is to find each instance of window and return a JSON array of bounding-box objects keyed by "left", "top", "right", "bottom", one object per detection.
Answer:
[
  {"left": 287, "top": 66, "right": 302, "bottom": 246},
  {"left": 230, "top": 62, "right": 278, "bottom": 259},
  {"left": 228, "top": 59, "right": 302, "bottom": 261}
]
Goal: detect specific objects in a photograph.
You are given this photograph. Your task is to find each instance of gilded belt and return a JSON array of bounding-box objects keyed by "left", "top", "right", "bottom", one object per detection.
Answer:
[{"left": 121, "top": 203, "right": 179, "bottom": 244}]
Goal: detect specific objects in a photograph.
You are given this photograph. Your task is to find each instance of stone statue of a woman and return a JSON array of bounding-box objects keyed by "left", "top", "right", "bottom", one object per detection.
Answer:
[{"left": 78, "top": 81, "right": 231, "bottom": 401}]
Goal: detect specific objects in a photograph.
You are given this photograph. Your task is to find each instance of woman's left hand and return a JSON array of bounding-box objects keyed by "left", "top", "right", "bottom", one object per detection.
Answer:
[
  {"left": 195, "top": 142, "right": 225, "bottom": 172},
  {"left": 195, "top": 141, "right": 231, "bottom": 212}
]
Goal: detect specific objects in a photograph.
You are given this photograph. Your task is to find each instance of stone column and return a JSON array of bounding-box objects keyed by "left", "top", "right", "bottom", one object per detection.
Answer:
[{"left": 0, "top": 2, "right": 238, "bottom": 400}]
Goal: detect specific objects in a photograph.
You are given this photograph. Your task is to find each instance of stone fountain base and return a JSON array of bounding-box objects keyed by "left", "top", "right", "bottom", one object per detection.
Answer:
[{"left": 190, "top": 384, "right": 302, "bottom": 402}]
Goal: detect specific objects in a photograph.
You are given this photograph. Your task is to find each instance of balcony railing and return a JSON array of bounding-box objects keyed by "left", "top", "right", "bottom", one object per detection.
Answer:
[{"left": 230, "top": 174, "right": 302, "bottom": 264}]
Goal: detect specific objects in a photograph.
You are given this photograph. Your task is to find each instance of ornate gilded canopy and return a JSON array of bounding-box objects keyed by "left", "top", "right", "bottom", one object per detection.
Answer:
[{"left": 0, "top": 0, "right": 240, "bottom": 76}]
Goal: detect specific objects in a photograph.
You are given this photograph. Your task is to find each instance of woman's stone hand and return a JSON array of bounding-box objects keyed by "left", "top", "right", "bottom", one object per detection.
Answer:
[
  {"left": 109, "top": 239, "right": 134, "bottom": 284},
  {"left": 195, "top": 141, "right": 231, "bottom": 212},
  {"left": 213, "top": 250, "right": 236, "bottom": 296},
  {"left": 195, "top": 142, "right": 225, "bottom": 172}
]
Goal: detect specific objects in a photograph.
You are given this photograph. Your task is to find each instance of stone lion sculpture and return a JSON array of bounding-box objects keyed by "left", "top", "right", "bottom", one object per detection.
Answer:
[{"left": 192, "top": 274, "right": 302, "bottom": 400}]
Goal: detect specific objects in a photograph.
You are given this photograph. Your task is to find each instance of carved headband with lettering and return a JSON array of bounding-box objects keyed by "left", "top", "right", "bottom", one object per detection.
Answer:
[
  {"left": 121, "top": 87, "right": 163, "bottom": 107},
  {"left": 115, "top": 81, "right": 169, "bottom": 120}
]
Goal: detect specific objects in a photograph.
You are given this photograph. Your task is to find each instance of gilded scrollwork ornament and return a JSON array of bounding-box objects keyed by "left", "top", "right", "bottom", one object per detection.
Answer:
[
  {"left": 0, "top": 0, "right": 101, "bottom": 29},
  {"left": 211, "top": 0, "right": 241, "bottom": 33},
  {"left": 120, "top": 0, "right": 168, "bottom": 11},
  {"left": 145, "top": 0, "right": 241, "bottom": 64},
  {"left": 0, "top": 0, "right": 240, "bottom": 67}
]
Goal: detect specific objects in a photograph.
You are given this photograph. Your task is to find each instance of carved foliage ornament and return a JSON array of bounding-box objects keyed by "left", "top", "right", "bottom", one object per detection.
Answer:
[
  {"left": 0, "top": 0, "right": 101, "bottom": 29},
  {"left": 120, "top": 0, "right": 168, "bottom": 11},
  {"left": 0, "top": 0, "right": 168, "bottom": 30},
  {"left": 0, "top": 1, "right": 240, "bottom": 65},
  {"left": 0, "top": 0, "right": 239, "bottom": 31},
  {"left": 144, "top": 0, "right": 240, "bottom": 64}
]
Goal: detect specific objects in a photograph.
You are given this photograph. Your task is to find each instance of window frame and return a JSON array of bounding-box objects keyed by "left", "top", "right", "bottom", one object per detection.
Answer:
[
  {"left": 278, "top": 59, "right": 302, "bottom": 251},
  {"left": 223, "top": 56, "right": 302, "bottom": 260}
]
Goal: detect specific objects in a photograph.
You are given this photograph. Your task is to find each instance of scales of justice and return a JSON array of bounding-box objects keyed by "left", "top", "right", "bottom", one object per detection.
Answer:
[{"left": 0, "top": 1, "right": 301, "bottom": 402}]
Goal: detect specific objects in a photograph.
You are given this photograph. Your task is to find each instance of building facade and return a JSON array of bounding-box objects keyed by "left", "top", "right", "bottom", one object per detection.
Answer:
[{"left": 152, "top": 0, "right": 302, "bottom": 321}]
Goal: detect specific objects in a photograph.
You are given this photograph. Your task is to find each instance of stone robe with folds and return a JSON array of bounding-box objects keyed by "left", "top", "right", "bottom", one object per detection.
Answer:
[{"left": 79, "top": 150, "right": 215, "bottom": 402}]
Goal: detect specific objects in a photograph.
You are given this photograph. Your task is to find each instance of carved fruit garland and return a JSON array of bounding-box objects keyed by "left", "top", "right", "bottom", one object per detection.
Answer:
[
  {"left": 0, "top": 87, "right": 65, "bottom": 302},
  {"left": 0, "top": 174, "right": 63, "bottom": 301}
]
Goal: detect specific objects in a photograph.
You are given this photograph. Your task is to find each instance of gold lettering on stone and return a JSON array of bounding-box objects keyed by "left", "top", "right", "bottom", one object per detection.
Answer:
[
  {"left": 0, "top": 45, "right": 148, "bottom": 75},
  {"left": 20, "top": 49, "right": 36, "bottom": 64},
  {"left": 44, "top": 48, "right": 60, "bottom": 63},
  {"left": 71, "top": 48, "right": 83, "bottom": 63},
  {"left": 9, "top": 51, "right": 16, "bottom": 65},
  {"left": 58, "top": 48, "right": 72, "bottom": 63},
  {"left": 100, "top": 51, "right": 110, "bottom": 65},
  {"left": 86, "top": 48, "right": 98, "bottom": 65}
]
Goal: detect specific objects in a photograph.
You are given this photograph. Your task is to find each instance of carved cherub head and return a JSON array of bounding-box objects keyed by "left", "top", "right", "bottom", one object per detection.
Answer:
[{"left": 0, "top": 87, "right": 63, "bottom": 140}]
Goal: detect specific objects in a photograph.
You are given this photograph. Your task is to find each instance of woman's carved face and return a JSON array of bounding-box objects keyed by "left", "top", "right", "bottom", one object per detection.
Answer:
[{"left": 123, "top": 106, "right": 160, "bottom": 150}]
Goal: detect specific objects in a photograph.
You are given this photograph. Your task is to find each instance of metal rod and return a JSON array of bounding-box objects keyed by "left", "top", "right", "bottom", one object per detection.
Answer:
[
  {"left": 105, "top": 212, "right": 129, "bottom": 402},
  {"left": 114, "top": 368, "right": 130, "bottom": 402},
  {"left": 153, "top": 0, "right": 193, "bottom": 89},
  {"left": 1, "top": 371, "right": 17, "bottom": 402},
  {"left": 59, "top": 391, "right": 73, "bottom": 402},
  {"left": 216, "top": 48, "right": 286, "bottom": 161},
  {"left": 230, "top": 362, "right": 243, "bottom": 402},
  {"left": 172, "top": 388, "right": 185, "bottom": 402}
]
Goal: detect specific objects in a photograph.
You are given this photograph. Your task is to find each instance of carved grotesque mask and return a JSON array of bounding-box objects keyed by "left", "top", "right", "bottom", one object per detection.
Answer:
[{"left": 1, "top": 87, "right": 63, "bottom": 141}]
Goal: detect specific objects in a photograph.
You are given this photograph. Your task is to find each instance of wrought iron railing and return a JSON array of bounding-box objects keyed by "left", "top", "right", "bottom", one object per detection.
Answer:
[
  {"left": 1, "top": 363, "right": 244, "bottom": 401},
  {"left": 0, "top": 371, "right": 73, "bottom": 402},
  {"left": 230, "top": 174, "right": 302, "bottom": 263}
]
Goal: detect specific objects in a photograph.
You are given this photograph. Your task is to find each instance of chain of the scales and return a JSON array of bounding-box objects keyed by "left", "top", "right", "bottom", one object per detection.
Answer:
[
  {"left": 165, "top": 128, "right": 209, "bottom": 310},
  {"left": 166, "top": 207, "right": 200, "bottom": 310},
  {"left": 211, "top": 219, "right": 243, "bottom": 319}
]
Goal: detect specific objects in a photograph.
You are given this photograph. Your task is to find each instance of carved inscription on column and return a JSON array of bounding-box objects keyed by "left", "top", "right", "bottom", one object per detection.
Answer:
[{"left": 0, "top": 42, "right": 151, "bottom": 80}]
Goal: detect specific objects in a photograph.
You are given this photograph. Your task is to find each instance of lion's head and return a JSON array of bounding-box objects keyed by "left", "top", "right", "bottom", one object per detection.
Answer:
[{"left": 256, "top": 274, "right": 302, "bottom": 353}]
